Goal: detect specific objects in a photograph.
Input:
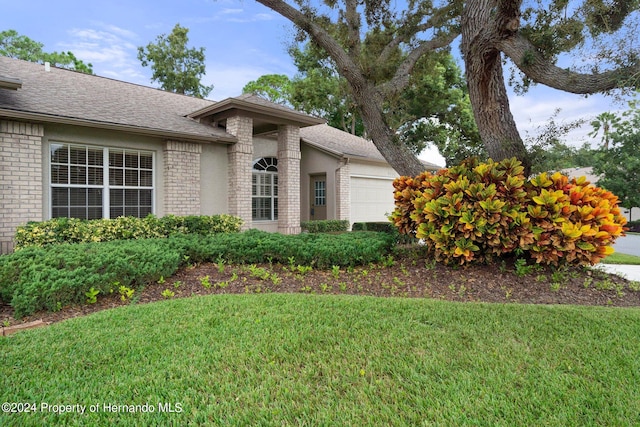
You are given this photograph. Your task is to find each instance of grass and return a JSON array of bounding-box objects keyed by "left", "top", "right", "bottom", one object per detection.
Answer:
[
  {"left": 2, "top": 294, "right": 639, "bottom": 426},
  {"left": 602, "top": 252, "right": 640, "bottom": 265}
]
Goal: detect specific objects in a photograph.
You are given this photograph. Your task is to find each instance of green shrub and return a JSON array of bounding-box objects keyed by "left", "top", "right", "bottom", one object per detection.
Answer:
[
  {"left": 300, "top": 220, "right": 349, "bottom": 233},
  {"left": 0, "top": 239, "right": 181, "bottom": 318},
  {"left": 391, "top": 157, "right": 627, "bottom": 266},
  {"left": 14, "top": 214, "right": 243, "bottom": 249},
  {"left": 1, "top": 230, "right": 394, "bottom": 318}
]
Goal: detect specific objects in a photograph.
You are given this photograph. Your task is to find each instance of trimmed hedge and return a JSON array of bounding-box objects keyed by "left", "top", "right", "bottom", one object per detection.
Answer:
[
  {"left": 0, "top": 230, "right": 394, "bottom": 318},
  {"left": 14, "top": 214, "right": 243, "bottom": 250},
  {"left": 300, "top": 220, "right": 350, "bottom": 233}
]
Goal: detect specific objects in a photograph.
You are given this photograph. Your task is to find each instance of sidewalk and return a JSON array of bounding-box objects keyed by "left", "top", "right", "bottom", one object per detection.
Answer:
[{"left": 594, "top": 264, "right": 640, "bottom": 282}]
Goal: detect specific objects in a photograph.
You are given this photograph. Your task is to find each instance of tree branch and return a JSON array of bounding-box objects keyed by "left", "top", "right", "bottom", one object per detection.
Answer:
[
  {"left": 379, "top": 30, "right": 460, "bottom": 98},
  {"left": 499, "top": 33, "right": 640, "bottom": 94}
]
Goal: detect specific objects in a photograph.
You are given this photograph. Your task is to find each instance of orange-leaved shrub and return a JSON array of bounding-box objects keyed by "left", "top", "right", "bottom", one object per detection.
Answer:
[
  {"left": 525, "top": 171, "right": 626, "bottom": 265},
  {"left": 390, "top": 157, "right": 626, "bottom": 266}
]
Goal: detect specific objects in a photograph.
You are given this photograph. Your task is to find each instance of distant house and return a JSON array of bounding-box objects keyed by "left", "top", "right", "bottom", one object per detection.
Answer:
[{"left": 0, "top": 57, "right": 440, "bottom": 253}]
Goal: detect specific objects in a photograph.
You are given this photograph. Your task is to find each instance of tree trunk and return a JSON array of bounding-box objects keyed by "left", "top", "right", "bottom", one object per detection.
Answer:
[
  {"left": 353, "top": 83, "right": 427, "bottom": 177},
  {"left": 461, "top": 0, "right": 532, "bottom": 174}
]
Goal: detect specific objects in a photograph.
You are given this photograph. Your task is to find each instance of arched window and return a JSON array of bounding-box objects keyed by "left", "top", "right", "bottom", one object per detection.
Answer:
[{"left": 252, "top": 157, "right": 278, "bottom": 221}]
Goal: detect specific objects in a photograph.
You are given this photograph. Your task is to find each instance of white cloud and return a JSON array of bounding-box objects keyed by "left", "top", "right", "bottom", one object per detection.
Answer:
[{"left": 57, "top": 24, "right": 148, "bottom": 85}]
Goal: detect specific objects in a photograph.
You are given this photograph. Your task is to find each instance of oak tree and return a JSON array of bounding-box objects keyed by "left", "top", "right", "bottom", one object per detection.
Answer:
[{"left": 137, "top": 24, "right": 213, "bottom": 98}]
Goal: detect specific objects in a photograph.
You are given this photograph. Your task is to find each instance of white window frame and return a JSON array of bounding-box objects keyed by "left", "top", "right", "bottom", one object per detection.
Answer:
[
  {"left": 252, "top": 157, "right": 278, "bottom": 221},
  {"left": 49, "top": 142, "right": 155, "bottom": 219}
]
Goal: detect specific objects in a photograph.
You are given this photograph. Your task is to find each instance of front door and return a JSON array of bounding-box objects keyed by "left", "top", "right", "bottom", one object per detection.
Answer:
[{"left": 310, "top": 174, "right": 327, "bottom": 220}]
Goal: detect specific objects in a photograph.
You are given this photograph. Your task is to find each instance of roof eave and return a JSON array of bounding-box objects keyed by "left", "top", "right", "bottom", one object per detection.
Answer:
[
  {"left": 189, "top": 97, "right": 325, "bottom": 127},
  {"left": 0, "top": 109, "right": 237, "bottom": 144}
]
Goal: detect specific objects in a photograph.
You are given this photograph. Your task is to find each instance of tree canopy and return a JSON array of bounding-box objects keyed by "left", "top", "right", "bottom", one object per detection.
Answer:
[
  {"left": 591, "top": 98, "right": 640, "bottom": 218},
  {"left": 0, "top": 29, "right": 93, "bottom": 74},
  {"left": 137, "top": 24, "right": 213, "bottom": 98},
  {"left": 255, "top": 0, "right": 640, "bottom": 176}
]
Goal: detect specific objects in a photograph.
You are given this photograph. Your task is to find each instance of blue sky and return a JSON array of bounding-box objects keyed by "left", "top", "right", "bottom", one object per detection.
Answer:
[{"left": 1, "top": 0, "right": 623, "bottom": 165}]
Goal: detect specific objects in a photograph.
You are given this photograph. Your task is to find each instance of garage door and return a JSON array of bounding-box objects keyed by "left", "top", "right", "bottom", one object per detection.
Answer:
[{"left": 350, "top": 177, "right": 396, "bottom": 224}]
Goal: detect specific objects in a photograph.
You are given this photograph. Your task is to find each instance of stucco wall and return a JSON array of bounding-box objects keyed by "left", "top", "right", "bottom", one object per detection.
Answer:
[{"left": 200, "top": 142, "right": 229, "bottom": 215}]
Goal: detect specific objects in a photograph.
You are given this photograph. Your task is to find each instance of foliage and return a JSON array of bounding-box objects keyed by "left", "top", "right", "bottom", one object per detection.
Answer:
[
  {"left": 137, "top": 24, "right": 213, "bottom": 98},
  {"left": 591, "top": 99, "right": 640, "bottom": 217},
  {"left": 14, "top": 214, "right": 243, "bottom": 250},
  {"left": 300, "top": 219, "right": 349, "bottom": 233},
  {"left": 0, "top": 29, "right": 93, "bottom": 73},
  {"left": 391, "top": 158, "right": 627, "bottom": 266},
  {"left": 242, "top": 74, "right": 293, "bottom": 104},
  {"left": 0, "top": 239, "right": 182, "bottom": 318},
  {"left": 0, "top": 230, "right": 393, "bottom": 317},
  {"left": 526, "top": 171, "right": 625, "bottom": 265}
]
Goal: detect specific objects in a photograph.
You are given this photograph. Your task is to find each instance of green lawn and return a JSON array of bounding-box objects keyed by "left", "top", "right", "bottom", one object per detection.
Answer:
[
  {"left": 602, "top": 252, "right": 640, "bottom": 265},
  {"left": 2, "top": 294, "right": 639, "bottom": 426}
]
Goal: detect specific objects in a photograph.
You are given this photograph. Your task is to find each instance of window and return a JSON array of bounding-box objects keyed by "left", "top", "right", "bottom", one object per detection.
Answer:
[
  {"left": 252, "top": 157, "right": 278, "bottom": 221},
  {"left": 50, "top": 143, "right": 154, "bottom": 219},
  {"left": 314, "top": 180, "right": 326, "bottom": 206}
]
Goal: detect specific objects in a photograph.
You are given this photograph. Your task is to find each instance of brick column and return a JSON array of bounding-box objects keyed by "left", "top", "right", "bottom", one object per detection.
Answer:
[
  {"left": 0, "top": 120, "right": 44, "bottom": 253},
  {"left": 163, "top": 140, "right": 202, "bottom": 215},
  {"left": 277, "top": 125, "right": 301, "bottom": 234},
  {"left": 226, "top": 115, "right": 253, "bottom": 230},
  {"left": 335, "top": 159, "right": 351, "bottom": 223}
]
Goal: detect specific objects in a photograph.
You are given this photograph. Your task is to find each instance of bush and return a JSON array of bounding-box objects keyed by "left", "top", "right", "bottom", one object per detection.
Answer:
[
  {"left": 391, "top": 157, "right": 627, "bottom": 266},
  {"left": 0, "top": 239, "right": 181, "bottom": 318},
  {"left": 300, "top": 220, "right": 349, "bottom": 233},
  {"left": 14, "top": 214, "right": 243, "bottom": 250},
  {"left": 0, "top": 230, "right": 394, "bottom": 318}
]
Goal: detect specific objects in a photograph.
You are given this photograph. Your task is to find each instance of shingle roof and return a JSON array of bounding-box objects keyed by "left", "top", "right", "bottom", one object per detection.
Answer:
[
  {"left": 0, "top": 57, "right": 235, "bottom": 142},
  {"left": 300, "top": 123, "right": 442, "bottom": 169}
]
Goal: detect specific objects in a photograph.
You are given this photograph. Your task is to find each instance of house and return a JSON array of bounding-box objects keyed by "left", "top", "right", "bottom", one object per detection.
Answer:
[{"left": 0, "top": 57, "right": 440, "bottom": 253}]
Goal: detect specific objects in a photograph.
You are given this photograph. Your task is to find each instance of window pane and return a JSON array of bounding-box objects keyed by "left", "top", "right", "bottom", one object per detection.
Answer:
[
  {"left": 125, "top": 189, "right": 138, "bottom": 205},
  {"left": 125, "top": 169, "right": 138, "bottom": 186},
  {"left": 110, "top": 189, "right": 123, "bottom": 206},
  {"left": 70, "top": 207, "right": 87, "bottom": 219},
  {"left": 125, "top": 153, "right": 138, "bottom": 168},
  {"left": 88, "top": 167, "right": 103, "bottom": 185},
  {"left": 110, "top": 207, "right": 123, "bottom": 218},
  {"left": 70, "top": 188, "right": 87, "bottom": 206},
  {"left": 140, "top": 170, "right": 152, "bottom": 187},
  {"left": 88, "top": 188, "right": 103, "bottom": 206},
  {"left": 125, "top": 206, "right": 138, "bottom": 217},
  {"left": 140, "top": 154, "right": 153, "bottom": 170},
  {"left": 70, "top": 166, "right": 86, "bottom": 185},
  {"left": 109, "top": 151, "right": 123, "bottom": 168},
  {"left": 52, "top": 187, "right": 68, "bottom": 206},
  {"left": 139, "top": 189, "right": 152, "bottom": 206},
  {"left": 51, "top": 165, "right": 68, "bottom": 184},
  {"left": 51, "top": 144, "right": 68, "bottom": 163},
  {"left": 87, "top": 149, "right": 103, "bottom": 166},
  {"left": 52, "top": 207, "right": 68, "bottom": 218},
  {"left": 109, "top": 168, "right": 123, "bottom": 186},
  {"left": 69, "top": 146, "right": 86, "bottom": 165},
  {"left": 87, "top": 207, "right": 102, "bottom": 220}
]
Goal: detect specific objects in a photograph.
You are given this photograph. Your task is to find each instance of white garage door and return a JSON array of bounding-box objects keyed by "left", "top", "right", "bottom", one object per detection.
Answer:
[{"left": 350, "top": 177, "right": 396, "bottom": 224}]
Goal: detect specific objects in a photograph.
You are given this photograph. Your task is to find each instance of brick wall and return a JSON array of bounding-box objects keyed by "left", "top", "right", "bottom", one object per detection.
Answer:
[
  {"left": 277, "top": 125, "right": 301, "bottom": 234},
  {"left": 0, "top": 120, "right": 44, "bottom": 253},
  {"left": 226, "top": 115, "right": 253, "bottom": 230},
  {"left": 163, "top": 140, "right": 202, "bottom": 215},
  {"left": 335, "top": 160, "right": 351, "bottom": 222}
]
